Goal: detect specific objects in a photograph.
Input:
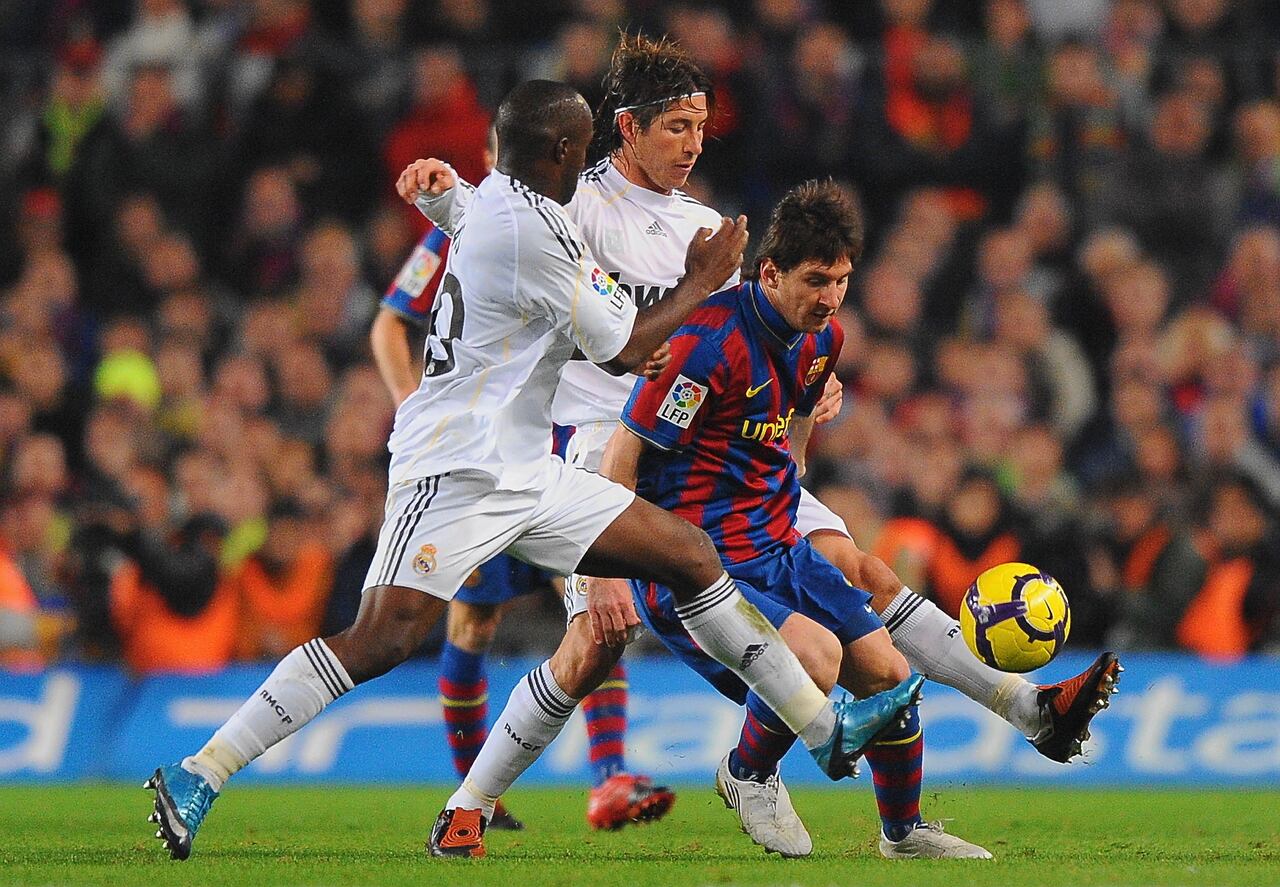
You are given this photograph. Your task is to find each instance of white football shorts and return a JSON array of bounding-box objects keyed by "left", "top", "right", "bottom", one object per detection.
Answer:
[
  {"left": 364, "top": 456, "right": 635, "bottom": 601},
  {"left": 795, "top": 486, "right": 851, "bottom": 538},
  {"left": 561, "top": 419, "right": 618, "bottom": 472}
]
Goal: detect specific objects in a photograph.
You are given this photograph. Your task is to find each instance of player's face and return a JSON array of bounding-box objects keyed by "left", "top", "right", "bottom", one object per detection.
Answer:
[
  {"left": 770, "top": 257, "right": 853, "bottom": 333},
  {"left": 628, "top": 95, "right": 709, "bottom": 193}
]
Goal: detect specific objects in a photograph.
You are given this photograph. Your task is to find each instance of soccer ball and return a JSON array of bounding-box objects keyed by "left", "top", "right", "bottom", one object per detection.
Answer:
[{"left": 959, "top": 562, "right": 1071, "bottom": 673}]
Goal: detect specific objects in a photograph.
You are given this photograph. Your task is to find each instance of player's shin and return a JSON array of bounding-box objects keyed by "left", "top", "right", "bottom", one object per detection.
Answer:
[
  {"left": 880, "top": 588, "right": 1045, "bottom": 739},
  {"left": 863, "top": 705, "right": 924, "bottom": 841},
  {"left": 439, "top": 642, "right": 491, "bottom": 778},
  {"left": 673, "top": 573, "right": 836, "bottom": 747},
  {"left": 582, "top": 663, "right": 629, "bottom": 786},
  {"left": 729, "top": 692, "right": 799, "bottom": 781},
  {"left": 182, "top": 639, "right": 353, "bottom": 791},
  {"left": 446, "top": 660, "right": 579, "bottom": 819}
]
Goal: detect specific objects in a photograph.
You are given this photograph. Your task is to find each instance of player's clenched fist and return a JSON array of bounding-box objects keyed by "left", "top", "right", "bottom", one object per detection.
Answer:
[
  {"left": 396, "top": 158, "right": 457, "bottom": 205},
  {"left": 683, "top": 215, "right": 748, "bottom": 294}
]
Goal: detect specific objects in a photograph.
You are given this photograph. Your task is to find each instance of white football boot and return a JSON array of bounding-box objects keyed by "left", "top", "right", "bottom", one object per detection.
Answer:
[
  {"left": 714, "top": 753, "right": 812, "bottom": 858},
  {"left": 878, "top": 821, "right": 993, "bottom": 859}
]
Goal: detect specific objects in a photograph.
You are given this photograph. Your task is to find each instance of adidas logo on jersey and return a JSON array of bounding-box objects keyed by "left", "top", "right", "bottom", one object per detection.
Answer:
[{"left": 645, "top": 220, "right": 667, "bottom": 237}]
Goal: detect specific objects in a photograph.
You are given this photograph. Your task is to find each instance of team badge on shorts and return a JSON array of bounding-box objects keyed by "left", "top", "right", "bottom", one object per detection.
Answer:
[
  {"left": 658, "top": 374, "right": 707, "bottom": 429},
  {"left": 804, "top": 356, "right": 828, "bottom": 386},
  {"left": 413, "top": 544, "right": 439, "bottom": 575}
]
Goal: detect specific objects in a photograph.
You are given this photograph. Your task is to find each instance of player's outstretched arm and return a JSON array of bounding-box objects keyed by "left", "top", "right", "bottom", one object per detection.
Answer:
[
  {"left": 395, "top": 158, "right": 474, "bottom": 235},
  {"left": 598, "top": 215, "right": 747, "bottom": 376},
  {"left": 369, "top": 306, "right": 420, "bottom": 406}
]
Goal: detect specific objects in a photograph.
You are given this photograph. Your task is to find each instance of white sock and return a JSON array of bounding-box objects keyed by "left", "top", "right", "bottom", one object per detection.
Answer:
[
  {"left": 675, "top": 573, "right": 834, "bottom": 748},
  {"left": 882, "top": 588, "right": 1046, "bottom": 738},
  {"left": 446, "top": 660, "right": 579, "bottom": 818},
  {"left": 182, "top": 639, "right": 353, "bottom": 791}
]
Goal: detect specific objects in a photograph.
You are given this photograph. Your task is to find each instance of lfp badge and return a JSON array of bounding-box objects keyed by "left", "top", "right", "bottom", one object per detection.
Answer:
[
  {"left": 591, "top": 267, "right": 617, "bottom": 298},
  {"left": 658, "top": 375, "right": 707, "bottom": 429}
]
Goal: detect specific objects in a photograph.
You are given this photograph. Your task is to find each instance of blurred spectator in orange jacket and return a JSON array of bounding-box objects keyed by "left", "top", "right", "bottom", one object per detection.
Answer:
[
  {"left": 875, "top": 466, "right": 1024, "bottom": 618},
  {"left": 0, "top": 528, "right": 42, "bottom": 670},
  {"left": 1093, "top": 475, "right": 1204, "bottom": 650},
  {"left": 231, "top": 500, "right": 333, "bottom": 662},
  {"left": 1177, "top": 471, "right": 1280, "bottom": 659},
  {"left": 108, "top": 483, "right": 235, "bottom": 675}
]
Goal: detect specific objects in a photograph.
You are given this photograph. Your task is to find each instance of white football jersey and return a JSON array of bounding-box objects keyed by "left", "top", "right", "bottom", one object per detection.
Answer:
[
  {"left": 390, "top": 172, "right": 637, "bottom": 490},
  {"left": 420, "top": 158, "right": 734, "bottom": 427}
]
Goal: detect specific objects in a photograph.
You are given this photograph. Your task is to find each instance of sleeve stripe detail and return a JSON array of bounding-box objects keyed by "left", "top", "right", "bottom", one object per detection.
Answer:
[
  {"left": 509, "top": 177, "right": 584, "bottom": 261},
  {"left": 619, "top": 416, "right": 676, "bottom": 452}
]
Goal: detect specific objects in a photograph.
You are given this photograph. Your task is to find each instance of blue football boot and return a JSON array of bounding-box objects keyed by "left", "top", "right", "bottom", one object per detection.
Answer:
[
  {"left": 144, "top": 763, "right": 219, "bottom": 860},
  {"left": 809, "top": 673, "right": 925, "bottom": 780}
]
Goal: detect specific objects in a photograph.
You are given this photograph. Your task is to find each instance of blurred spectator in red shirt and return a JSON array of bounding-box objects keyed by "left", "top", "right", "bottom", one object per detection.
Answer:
[{"left": 384, "top": 45, "right": 491, "bottom": 235}]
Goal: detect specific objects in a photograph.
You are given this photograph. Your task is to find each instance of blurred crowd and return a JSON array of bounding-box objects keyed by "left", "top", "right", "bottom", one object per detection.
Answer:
[{"left": 1, "top": 0, "right": 1279, "bottom": 673}]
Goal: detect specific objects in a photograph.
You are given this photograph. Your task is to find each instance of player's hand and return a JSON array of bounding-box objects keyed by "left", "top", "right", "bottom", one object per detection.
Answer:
[
  {"left": 396, "top": 158, "right": 457, "bottom": 205},
  {"left": 640, "top": 342, "right": 671, "bottom": 380},
  {"left": 585, "top": 576, "right": 641, "bottom": 647},
  {"left": 812, "top": 374, "right": 844, "bottom": 425},
  {"left": 683, "top": 215, "right": 748, "bottom": 295}
]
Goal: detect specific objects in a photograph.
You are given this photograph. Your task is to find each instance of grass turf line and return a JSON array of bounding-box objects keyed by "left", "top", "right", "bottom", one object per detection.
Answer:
[{"left": 0, "top": 785, "right": 1276, "bottom": 886}]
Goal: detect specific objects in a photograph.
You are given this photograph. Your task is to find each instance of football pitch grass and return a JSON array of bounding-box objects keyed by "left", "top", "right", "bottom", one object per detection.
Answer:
[{"left": 1, "top": 785, "right": 1276, "bottom": 886}]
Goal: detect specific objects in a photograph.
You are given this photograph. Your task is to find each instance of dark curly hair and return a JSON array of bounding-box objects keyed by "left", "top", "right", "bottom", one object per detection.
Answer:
[
  {"left": 754, "top": 180, "right": 865, "bottom": 274},
  {"left": 590, "top": 32, "right": 715, "bottom": 161}
]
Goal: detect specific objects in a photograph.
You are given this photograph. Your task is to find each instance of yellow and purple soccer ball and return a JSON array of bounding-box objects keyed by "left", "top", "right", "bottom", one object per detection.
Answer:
[{"left": 959, "top": 562, "right": 1071, "bottom": 673}]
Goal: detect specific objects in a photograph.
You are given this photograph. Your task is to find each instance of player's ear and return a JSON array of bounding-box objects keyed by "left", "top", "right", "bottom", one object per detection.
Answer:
[
  {"left": 617, "top": 110, "right": 637, "bottom": 147},
  {"left": 553, "top": 136, "right": 570, "bottom": 163},
  {"left": 759, "top": 257, "right": 780, "bottom": 289}
]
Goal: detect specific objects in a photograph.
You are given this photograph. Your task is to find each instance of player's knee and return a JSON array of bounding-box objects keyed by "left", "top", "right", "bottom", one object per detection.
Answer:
[
  {"left": 780, "top": 615, "right": 841, "bottom": 694},
  {"left": 447, "top": 605, "right": 501, "bottom": 651},
  {"left": 333, "top": 586, "right": 444, "bottom": 683},
  {"left": 841, "top": 641, "right": 911, "bottom": 696},
  {"left": 654, "top": 520, "right": 724, "bottom": 597}
]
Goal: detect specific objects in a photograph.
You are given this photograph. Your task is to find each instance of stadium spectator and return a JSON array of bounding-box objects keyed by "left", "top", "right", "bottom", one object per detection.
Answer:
[
  {"left": 230, "top": 499, "right": 333, "bottom": 661},
  {"left": 1027, "top": 40, "right": 1127, "bottom": 210},
  {"left": 1094, "top": 476, "right": 1203, "bottom": 650},
  {"left": 1095, "top": 90, "right": 1236, "bottom": 302},
  {"left": 1176, "top": 471, "right": 1280, "bottom": 658},
  {"left": 383, "top": 46, "right": 491, "bottom": 234},
  {"left": 1233, "top": 101, "right": 1280, "bottom": 226}
]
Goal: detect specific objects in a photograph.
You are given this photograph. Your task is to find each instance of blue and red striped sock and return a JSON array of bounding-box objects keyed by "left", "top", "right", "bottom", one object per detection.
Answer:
[
  {"left": 864, "top": 704, "right": 924, "bottom": 842},
  {"left": 582, "top": 663, "right": 628, "bottom": 786},
  {"left": 728, "top": 691, "right": 798, "bottom": 782},
  {"left": 438, "top": 642, "right": 489, "bottom": 779}
]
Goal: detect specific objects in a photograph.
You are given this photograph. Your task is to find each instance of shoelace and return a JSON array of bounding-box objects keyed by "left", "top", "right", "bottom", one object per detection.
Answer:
[{"left": 761, "top": 772, "right": 781, "bottom": 815}]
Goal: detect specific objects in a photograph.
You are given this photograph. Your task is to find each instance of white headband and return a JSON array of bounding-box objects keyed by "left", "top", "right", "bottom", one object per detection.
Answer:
[{"left": 613, "top": 91, "right": 707, "bottom": 118}]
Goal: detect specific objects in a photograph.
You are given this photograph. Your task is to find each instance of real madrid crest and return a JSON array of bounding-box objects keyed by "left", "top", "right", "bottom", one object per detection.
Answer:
[{"left": 413, "top": 544, "right": 438, "bottom": 575}]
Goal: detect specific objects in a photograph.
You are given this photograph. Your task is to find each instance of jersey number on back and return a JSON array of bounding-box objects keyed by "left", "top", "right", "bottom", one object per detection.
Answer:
[{"left": 424, "top": 272, "right": 466, "bottom": 378}]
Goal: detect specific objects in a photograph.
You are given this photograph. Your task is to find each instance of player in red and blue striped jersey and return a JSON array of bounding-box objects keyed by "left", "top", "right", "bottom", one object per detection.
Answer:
[{"left": 613, "top": 181, "right": 990, "bottom": 859}]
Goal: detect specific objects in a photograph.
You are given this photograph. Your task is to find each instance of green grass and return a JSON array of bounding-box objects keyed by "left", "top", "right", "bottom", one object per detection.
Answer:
[{"left": 0, "top": 785, "right": 1276, "bottom": 886}]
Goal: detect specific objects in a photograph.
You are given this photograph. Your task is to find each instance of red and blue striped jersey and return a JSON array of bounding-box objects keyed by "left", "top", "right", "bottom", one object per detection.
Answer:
[
  {"left": 381, "top": 223, "right": 450, "bottom": 325},
  {"left": 622, "top": 280, "right": 843, "bottom": 564}
]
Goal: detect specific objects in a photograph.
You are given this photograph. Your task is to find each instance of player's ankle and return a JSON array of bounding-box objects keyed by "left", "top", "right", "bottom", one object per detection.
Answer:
[
  {"left": 884, "top": 818, "right": 922, "bottom": 843},
  {"left": 727, "top": 750, "right": 775, "bottom": 783}
]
